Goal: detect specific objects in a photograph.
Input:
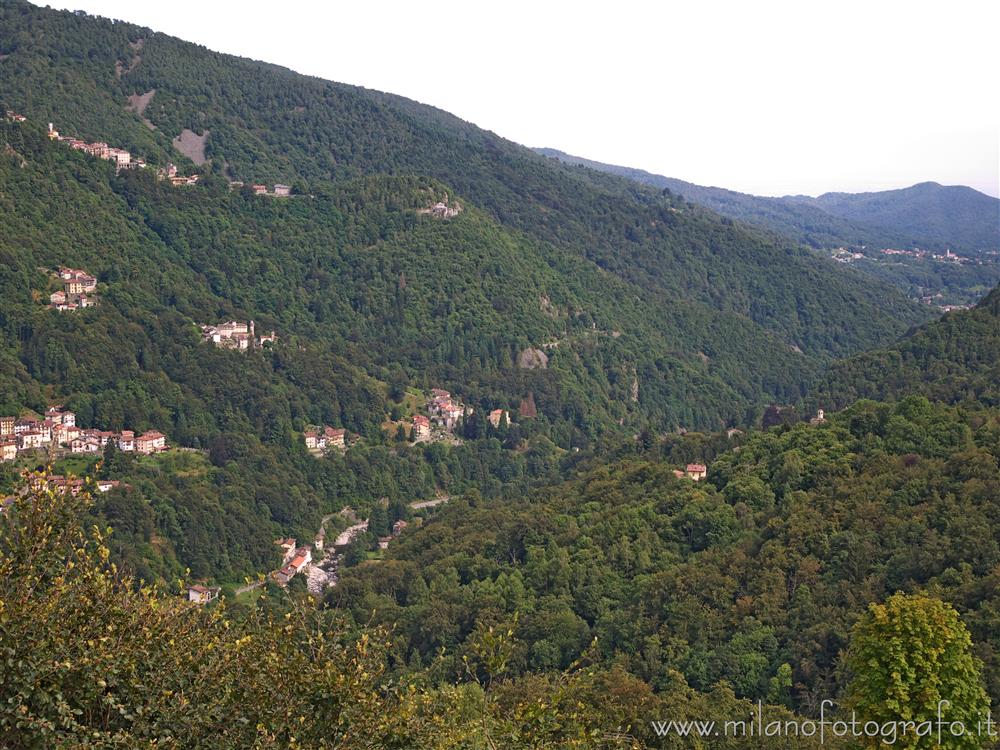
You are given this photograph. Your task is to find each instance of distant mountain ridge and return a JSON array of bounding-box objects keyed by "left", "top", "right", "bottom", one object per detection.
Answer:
[
  {"left": 784, "top": 181, "right": 1000, "bottom": 252},
  {"left": 537, "top": 148, "right": 1000, "bottom": 253},
  {"left": 812, "top": 283, "right": 1000, "bottom": 408}
]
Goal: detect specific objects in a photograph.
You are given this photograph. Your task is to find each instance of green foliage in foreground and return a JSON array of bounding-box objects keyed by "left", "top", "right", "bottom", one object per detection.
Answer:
[
  {"left": 0, "top": 477, "right": 842, "bottom": 749},
  {"left": 847, "top": 593, "right": 989, "bottom": 750}
]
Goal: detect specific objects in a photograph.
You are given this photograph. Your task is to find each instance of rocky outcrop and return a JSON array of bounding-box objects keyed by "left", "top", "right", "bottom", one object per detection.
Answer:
[{"left": 517, "top": 347, "right": 548, "bottom": 369}]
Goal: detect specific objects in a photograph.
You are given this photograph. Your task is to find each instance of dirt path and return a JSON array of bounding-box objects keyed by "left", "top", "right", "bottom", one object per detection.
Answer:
[
  {"left": 234, "top": 579, "right": 264, "bottom": 596},
  {"left": 409, "top": 494, "right": 450, "bottom": 510}
]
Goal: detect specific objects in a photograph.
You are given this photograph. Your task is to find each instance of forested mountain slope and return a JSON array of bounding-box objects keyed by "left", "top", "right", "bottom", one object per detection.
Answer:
[
  {"left": 812, "top": 284, "right": 1000, "bottom": 408},
  {"left": 0, "top": 119, "right": 847, "bottom": 584},
  {"left": 537, "top": 147, "right": 910, "bottom": 250},
  {"left": 0, "top": 0, "right": 929, "bottom": 365},
  {"left": 335, "top": 397, "right": 1000, "bottom": 711}
]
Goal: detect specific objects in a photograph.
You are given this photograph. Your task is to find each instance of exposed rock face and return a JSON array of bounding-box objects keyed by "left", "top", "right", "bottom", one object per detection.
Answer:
[
  {"left": 125, "top": 89, "right": 157, "bottom": 129},
  {"left": 517, "top": 347, "right": 548, "bottom": 369},
  {"left": 172, "top": 128, "right": 209, "bottom": 165},
  {"left": 519, "top": 393, "right": 538, "bottom": 418}
]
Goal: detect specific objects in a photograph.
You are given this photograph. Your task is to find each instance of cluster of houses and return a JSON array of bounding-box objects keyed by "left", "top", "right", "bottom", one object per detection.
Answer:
[
  {"left": 377, "top": 519, "right": 409, "bottom": 550},
  {"left": 48, "top": 266, "right": 98, "bottom": 312},
  {"left": 26, "top": 473, "right": 121, "bottom": 496},
  {"left": 200, "top": 320, "right": 277, "bottom": 350},
  {"left": 34, "top": 117, "right": 208, "bottom": 186},
  {"left": 418, "top": 198, "right": 461, "bottom": 219},
  {"left": 0, "top": 407, "right": 168, "bottom": 462},
  {"left": 426, "top": 389, "right": 470, "bottom": 431},
  {"left": 160, "top": 163, "right": 199, "bottom": 187},
  {"left": 44, "top": 120, "right": 204, "bottom": 187},
  {"left": 881, "top": 247, "right": 966, "bottom": 264},
  {"left": 5, "top": 110, "right": 27, "bottom": 123},
  {"left": 303, "top": 425, "right": 347, "bottom": 454},
  {"left": 273, "top": 538, "right": 313, "bottom": 585},
  {"left": 830, "top": 248, "right": 866, "bottom": 264},
  {"left": 672, "top": 463, "right": 708, "bottom": 481},
  {"left": 229, "top": 182, "right": 292, "bottom": 197},
  {"left": 409, "top": 390, "right": 508, "bottom": 441},
  {"left": 47, "top": 123, "right": 144, "bottom": 172}
]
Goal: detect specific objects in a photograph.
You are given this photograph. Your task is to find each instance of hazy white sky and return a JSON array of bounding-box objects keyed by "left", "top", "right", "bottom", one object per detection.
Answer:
[{"left": 47, "top": 0, "right": 1000, "bottom": 197}]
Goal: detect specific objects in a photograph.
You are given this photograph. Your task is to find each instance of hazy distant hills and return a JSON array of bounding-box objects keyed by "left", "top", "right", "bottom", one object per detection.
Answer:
[
  {"left": 785, "top": 182, "right": 1000, "bottom": 252},
  {"left": 537, "top": 148, "right": 1000, "bottom": 254}
]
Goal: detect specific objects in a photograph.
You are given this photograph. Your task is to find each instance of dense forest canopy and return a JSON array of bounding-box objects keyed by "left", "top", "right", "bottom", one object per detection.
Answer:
[
  {"left": 0, "top": 0, "right": 930, "bottom": 362},
  {"left": 0, "top": 106, "right": 935, "bottom": 583},
  {"left": 334, "top": 397, "right": 1000, "bottom": 712}
]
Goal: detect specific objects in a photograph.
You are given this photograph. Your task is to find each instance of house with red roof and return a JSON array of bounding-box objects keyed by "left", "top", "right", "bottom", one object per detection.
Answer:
[
  {"left": 411, "top": 414, "right": 431, "bottom": 440},
  {"left": 136, "top": 430, "right": 167, "bottom": 454},
  {"left": 685, "top": 463, "right": 708, "bottom": 481}
]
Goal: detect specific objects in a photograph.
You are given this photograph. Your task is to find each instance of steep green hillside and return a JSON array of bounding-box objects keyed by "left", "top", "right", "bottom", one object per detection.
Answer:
[
  {"left": 0, "top": 118, "right": 847, "bottom": 583},
  {"left": 813, "top": 285, "right": 1000, "bottom": 408},
  {"left": 0, "top": 0, "right": 929, "bottom": 365}
]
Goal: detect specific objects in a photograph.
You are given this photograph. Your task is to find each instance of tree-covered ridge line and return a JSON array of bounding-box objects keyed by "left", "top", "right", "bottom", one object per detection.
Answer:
[
  {"left": 537, "top": 148, "right": 1000, "bottom": 255},
  {"left": 812, "top": 284, "right": 1000, "bottom": 409},
  {"left": 333, "top": 397, "right": 1000, "bottom": 714},
  {"left": 0, "top": 0, "right": 930, "bottom": 364}
]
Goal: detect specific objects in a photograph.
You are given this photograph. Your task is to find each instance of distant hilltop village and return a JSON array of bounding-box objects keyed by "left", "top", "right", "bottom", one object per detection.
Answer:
[
  {"left": 418, "top": 196, "right": 462, "bottom": 219},
  {"left": 47, "top": 122, "right": 143, "bottom": 172},
  {"left": 200, "top": 320, "right": 277, "bottom": 350},
  {"left": 7, "top": 112, "right": 289, "bottom": 190},
  {"left": 827, "top": 245, "right": 992, "bottom": 311}
]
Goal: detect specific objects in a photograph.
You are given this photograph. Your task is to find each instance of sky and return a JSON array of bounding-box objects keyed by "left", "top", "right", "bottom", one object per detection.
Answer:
[{"left": 46, "top": 0, "right": 1000, "bottom": 198}]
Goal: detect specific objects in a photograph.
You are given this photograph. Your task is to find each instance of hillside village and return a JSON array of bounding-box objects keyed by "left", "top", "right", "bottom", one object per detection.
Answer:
[
  {"left": 187, "top": 509, "right": 411, "bottom": 605},
  {"left": 47, "top": 266, "right": 99, "bottom": 311},
  {"left": 230, "top": 181, "right": 292, "bottom": 196},
  {"left": 33, "top": 115, "right": 291, "bottom": 191},
  {"left": 303, "top": 425, "right": 347, "bottom": 455},
  {"left": 828, "top": 244, "right": 998, "bottom": 310},
  {"left": 418, "top": 198, "right": 462, "bottom": 219},
  {"left": 46, "top": 122, "right": 143, "bottom": 172},
  {"left": 0, "top": 406, "right": 168, "bottom": 463},
  {"left": 200, "top": 320, "right": 277, "bottom": 350},
  {"left": 402, "top": 389, "right": 512, "bottom": 443}
]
